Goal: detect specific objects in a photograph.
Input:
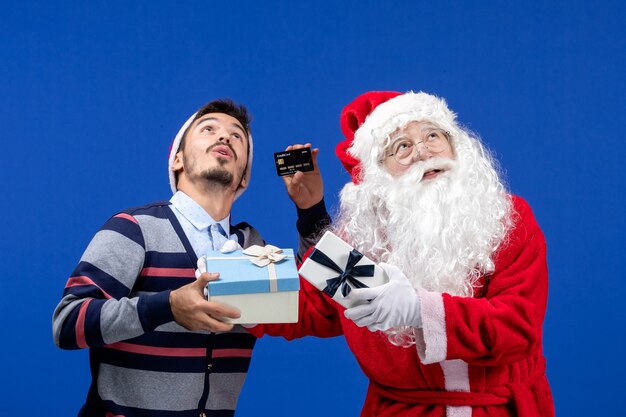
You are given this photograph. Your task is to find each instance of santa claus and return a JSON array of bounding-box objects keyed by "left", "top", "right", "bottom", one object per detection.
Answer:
[{"left": 250, "top": 91, "right": 554, "bottom": 417}]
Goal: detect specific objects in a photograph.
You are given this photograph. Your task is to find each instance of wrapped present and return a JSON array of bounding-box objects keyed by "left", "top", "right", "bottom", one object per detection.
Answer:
[
  {"left": 299, "top": 231, "right": 388, "bottom": 308},
  {"left": 205, "top": 245, "right": 299, "bottom": 324}
]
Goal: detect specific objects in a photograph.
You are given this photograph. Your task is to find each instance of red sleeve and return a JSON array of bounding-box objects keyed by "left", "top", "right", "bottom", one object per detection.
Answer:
[
  {"left": 414, "top": 196, "right": 548, "bottom": 366},
  {"left": 248, "top": 247, "right": 344, "bottom": 340}
]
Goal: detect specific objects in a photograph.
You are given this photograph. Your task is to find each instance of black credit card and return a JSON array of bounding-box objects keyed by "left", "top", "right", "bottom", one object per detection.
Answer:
[{"left": 274, "top": 148, "right": 314, "bottom": 176}]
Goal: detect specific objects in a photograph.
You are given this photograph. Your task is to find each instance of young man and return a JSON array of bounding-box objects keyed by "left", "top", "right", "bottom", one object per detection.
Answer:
[
  {"left": 52, "top": 99, "right": 319, "bottom": 417},
  {"left": 252, "top": 91, "right": 555, "bottom": 417}
]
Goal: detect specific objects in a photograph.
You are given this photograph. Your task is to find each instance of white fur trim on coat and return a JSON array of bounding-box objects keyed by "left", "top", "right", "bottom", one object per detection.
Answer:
[
  {"left": 414, "top": 288, "right": 447, "bottom": 364},
  {"left": 441, "top": 359, "right": 471, "bottom": 417}
]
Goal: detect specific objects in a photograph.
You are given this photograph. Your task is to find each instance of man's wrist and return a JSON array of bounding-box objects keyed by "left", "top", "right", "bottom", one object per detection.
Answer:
[{"left": 138, "top": 290, "right": 175, "bottom": 331}]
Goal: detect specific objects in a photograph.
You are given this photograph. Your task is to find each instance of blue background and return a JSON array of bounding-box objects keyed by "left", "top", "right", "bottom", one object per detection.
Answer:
[{"left": 1, "top": 1, "right": 624, "bottom": 415}]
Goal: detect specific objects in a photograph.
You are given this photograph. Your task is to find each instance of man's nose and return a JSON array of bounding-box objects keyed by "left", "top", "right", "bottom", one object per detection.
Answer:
[{"left": 217, "top": 128, "right": 230, "bottom": 143}]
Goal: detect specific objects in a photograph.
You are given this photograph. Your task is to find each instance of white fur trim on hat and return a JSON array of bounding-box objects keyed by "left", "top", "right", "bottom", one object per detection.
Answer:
[
  {"left": 349, "top": 91, "right": 457, "bottom": 172},
  {"left": 168, "top": 112, "right": 253, "bottom": 200}
]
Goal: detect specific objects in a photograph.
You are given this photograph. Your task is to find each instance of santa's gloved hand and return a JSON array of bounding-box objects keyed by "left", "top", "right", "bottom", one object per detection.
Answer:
[{"left": 344, "top": 262, "right": 422, "bottom": 332}]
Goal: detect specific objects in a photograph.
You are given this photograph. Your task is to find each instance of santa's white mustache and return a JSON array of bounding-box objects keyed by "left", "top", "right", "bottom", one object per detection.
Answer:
[{"left": 396, "top": 157, "right": 457, "bottom": 184}]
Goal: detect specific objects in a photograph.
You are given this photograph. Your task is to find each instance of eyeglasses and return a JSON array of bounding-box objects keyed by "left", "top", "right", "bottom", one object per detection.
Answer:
[{"left": 385, "top": 129, "right": 450, "bottom": 166}]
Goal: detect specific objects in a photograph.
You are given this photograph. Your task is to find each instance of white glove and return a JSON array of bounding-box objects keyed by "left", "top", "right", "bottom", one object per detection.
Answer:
[{"left": 344, "top": 262, "right": 422, "bottom": 332}]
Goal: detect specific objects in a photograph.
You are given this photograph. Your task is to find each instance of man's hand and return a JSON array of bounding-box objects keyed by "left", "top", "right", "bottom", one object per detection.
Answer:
[
  {"left": 282, "top": 144, "right": 323, "bottom": 209},
  {"left": 343, "top": 263, "right": 422, "bottom": 332},
  {"left": 170, "top": 272, "right": 241, "bottom": 333}
]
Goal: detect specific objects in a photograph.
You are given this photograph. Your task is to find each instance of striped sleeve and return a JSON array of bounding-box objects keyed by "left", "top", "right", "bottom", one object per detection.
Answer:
[{"left": 52, "top": 212, "right": 174, "bottom": 350}]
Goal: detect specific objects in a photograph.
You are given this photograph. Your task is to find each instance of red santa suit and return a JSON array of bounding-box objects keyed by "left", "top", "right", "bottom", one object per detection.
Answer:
[
  {"left": 248, "top": 195, "right": 554, "bottom": 417},
  {"left": 252, "top": 90, "right": 554, "bottom": 416}
]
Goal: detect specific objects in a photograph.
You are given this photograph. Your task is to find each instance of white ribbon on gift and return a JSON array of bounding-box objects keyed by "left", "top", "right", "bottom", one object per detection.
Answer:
[
  {"left": 243, "top": 245, "right": 287, "bottom": 292},
  {"left": 205, "top": 244, "right": 291, "bottom": 293}
]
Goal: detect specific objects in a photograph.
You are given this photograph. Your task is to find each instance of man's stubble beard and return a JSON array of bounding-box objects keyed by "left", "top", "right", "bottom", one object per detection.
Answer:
[
  {"left": 184, "top": 152, "right": 235, "bottom": 189},
  {"left": 202, "top": 156, "right": 234, "bottom": 187}
]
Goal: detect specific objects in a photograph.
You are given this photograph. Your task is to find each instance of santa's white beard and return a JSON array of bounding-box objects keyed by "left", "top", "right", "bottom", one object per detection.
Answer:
[{"left": 335, "top": 155, "right": 511, "bottom": 298}]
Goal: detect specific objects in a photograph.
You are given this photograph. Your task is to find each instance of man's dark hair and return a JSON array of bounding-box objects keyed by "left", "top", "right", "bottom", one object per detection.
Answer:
[{"left": 179, "top": 98, "right": 252, "bottom": 151}]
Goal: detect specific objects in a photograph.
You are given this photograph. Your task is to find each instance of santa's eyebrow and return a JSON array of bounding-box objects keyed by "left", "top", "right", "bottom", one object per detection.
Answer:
[
  {"left": 390, "top": 135, "right": 410, "bottom": 141},
  {"left": 419, "top": 124, "right": 444, "bottom": 134}
]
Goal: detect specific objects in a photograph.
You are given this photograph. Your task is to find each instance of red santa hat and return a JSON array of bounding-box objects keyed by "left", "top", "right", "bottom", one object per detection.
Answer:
[
  {"left": 336, "top": 91, "right": 458, "bottom": 183},
  {"left": 168, "top": 112, "right": 253, "bottom": 199}
]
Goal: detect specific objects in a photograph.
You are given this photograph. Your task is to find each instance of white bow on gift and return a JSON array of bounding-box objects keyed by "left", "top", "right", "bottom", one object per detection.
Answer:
[
  {"left": 242, "top": 245, "right": 287, "bottom": 267},
  {"left": 243, "top": 244, "right": 290, "bottom": 293}
]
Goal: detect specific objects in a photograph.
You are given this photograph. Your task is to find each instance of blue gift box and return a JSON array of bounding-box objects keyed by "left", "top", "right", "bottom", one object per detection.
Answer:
[{"left": 204, "top": 247, "right": 299, "bottom": 323}]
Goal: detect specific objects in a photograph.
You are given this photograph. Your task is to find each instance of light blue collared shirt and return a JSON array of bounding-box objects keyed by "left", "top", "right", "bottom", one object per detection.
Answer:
[{"left": 169, "top": 191, "right": 234, "bottom": 259}]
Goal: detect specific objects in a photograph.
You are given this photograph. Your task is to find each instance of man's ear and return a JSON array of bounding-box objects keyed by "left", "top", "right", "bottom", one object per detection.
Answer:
[
  {"left": 237, "top": 165, "right": 248, "bottom": 190},
  {"left": 172, "top": 151, "right": 183, "bottom": 172}
]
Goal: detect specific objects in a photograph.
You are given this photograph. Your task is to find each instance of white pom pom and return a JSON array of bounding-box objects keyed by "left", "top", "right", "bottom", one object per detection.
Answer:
[{"left": 220, "top": 239, "right": 242, "bottom": 253}]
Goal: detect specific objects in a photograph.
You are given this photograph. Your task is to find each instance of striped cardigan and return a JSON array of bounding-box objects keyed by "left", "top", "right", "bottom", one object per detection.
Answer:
[{"left": 53, "top": 201, "right": 265, "bottom": 417}]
